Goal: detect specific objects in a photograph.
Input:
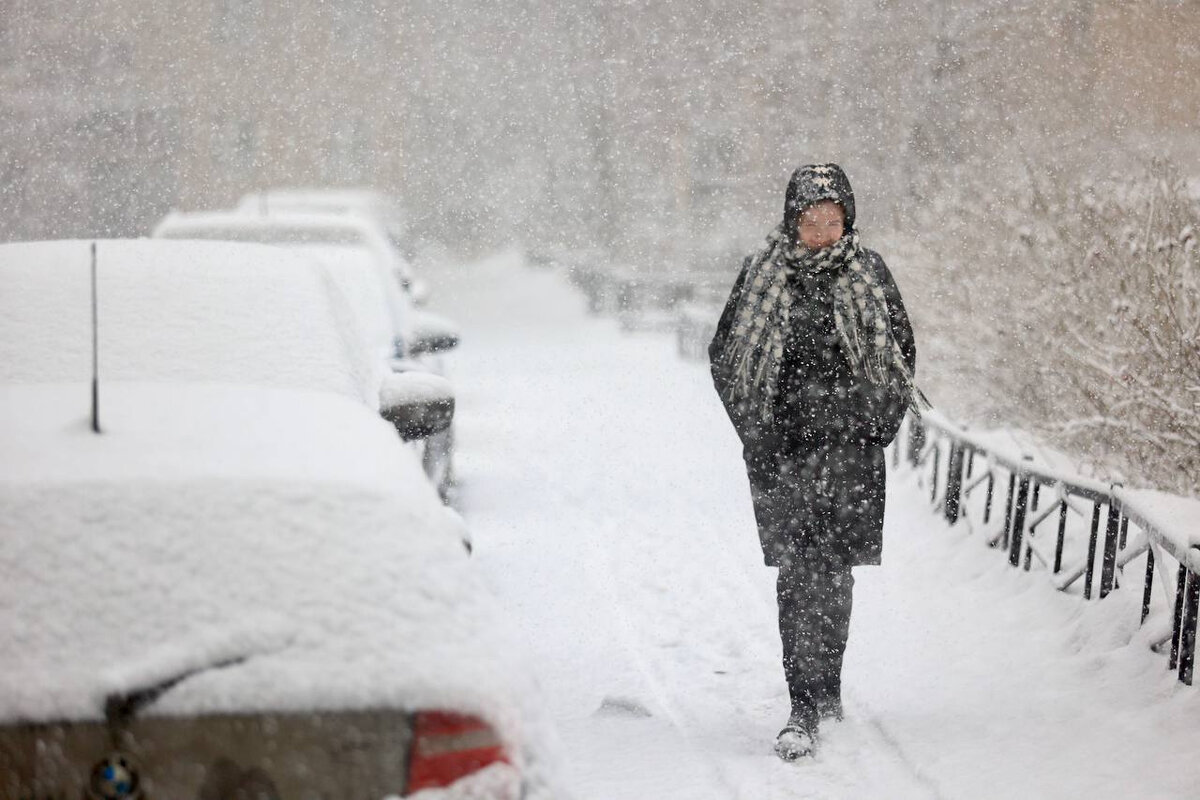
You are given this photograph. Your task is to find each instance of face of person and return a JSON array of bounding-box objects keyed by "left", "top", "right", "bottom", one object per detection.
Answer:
[{"left": 797, "top": 200, "right": 846, "bottom": 250}]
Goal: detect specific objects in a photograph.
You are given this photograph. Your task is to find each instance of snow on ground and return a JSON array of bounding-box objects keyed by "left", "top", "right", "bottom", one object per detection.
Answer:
[{"left": 427, "top": 252, "right": 1200, "bottom": 800}]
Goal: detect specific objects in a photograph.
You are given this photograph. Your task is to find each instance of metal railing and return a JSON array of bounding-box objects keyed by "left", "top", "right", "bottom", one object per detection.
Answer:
[
  {"left": 566, "top": 264, "right": 730, "bottom": 347},
  {"left": 900, "top": 411, "right": 1200, "bottom": 685},
  {"left": 569, "top": 267, "right": 701, "bottom": 324}
]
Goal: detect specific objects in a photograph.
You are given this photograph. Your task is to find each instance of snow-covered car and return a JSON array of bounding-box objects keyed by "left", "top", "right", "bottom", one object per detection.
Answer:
[
  {"left": 238, "top": 187, "right": 407, "bottom": 243},
  {"left": 0, "top": 240, "right": 547, "bottom": 798},
  {"left": 151, "top": 211, "right": 459, "bottom": 499},
  {"left": 235, "top": 189, "right": 430, "bottom": 304},
  {"left": 152, "top": 209, "right": 416, "bottom": 343}
]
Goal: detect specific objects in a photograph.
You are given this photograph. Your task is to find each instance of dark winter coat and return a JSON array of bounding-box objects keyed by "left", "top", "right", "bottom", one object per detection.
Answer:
[{"left": 709, "top": 177, "right": 916, "bottom": 569}]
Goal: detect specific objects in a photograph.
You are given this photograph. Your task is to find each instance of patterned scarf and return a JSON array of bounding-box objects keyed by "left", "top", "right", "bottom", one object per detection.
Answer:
[{"left": 715, "top": 224, "right": 927, "bottom": 423}]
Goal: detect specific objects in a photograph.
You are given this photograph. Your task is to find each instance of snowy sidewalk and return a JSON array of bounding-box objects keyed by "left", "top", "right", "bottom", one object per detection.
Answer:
[{"left": 429, "top": 253, "right": 1199, "bottom": 800}]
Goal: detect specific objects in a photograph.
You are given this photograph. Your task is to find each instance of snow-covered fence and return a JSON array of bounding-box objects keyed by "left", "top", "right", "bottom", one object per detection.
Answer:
[
  {"left": 900, "top": 411, "right": 1200, "bottom": 685},
  {"left": 567, "top": 264, "right": 609, "bottom": 315},
  {"left": 569, "top": 265, "right": 698, "bottom": 328},
  {"left": 566, "top": 261, "right": 731, "bottom": 349}
]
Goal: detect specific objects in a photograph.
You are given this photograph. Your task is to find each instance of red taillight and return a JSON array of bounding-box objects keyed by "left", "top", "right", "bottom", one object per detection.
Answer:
[{"left": 405, "top": 710, "right": 512, "bottom": 794}]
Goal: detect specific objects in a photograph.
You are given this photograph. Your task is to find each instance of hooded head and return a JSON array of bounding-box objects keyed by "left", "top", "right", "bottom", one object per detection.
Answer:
[{"left": 783, "top": 163, "right": 856, "bottom": 239}]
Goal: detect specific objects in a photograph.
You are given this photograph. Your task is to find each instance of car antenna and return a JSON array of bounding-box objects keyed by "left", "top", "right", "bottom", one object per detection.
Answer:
[{"left": 91, "top": 241, "right": 101, "bottom": 434}]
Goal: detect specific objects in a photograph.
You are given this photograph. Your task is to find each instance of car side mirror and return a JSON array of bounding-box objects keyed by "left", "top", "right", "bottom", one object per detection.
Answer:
[
  {"left": 409, "top": 310, "right": 460, "bottom": 356},
  {"left": 380, "top": 372, "right": 455, "bottom": 441}
]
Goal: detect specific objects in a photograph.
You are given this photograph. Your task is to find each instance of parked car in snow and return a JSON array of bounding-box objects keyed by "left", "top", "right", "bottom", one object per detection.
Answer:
[
  {"left": 152, "top": 209, "right": 416, "bottom": 337},
  {"left": 235, "top": 187, "right": 431, "bottom": 305},
  {"left": 151, "top": 210, "right": 459, "bottom": 499},
  {"left": 0, "top": 240, "right": 548, "bottom": 798},
  {"left": 237, "top": 187, "right": 407, "bottom": 243}
]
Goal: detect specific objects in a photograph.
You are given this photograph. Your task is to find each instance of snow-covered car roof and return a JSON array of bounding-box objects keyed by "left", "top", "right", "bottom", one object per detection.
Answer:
[
  {"left": 236, "top": 187, "right": 406, "bottom": 236},
  {"left": 154, "top": 208, "right": 413, "bottom": 282},
  {"left": 155, "top": 209, "right": 376, "bottom": 244},
  {"left": 0, "top": 239, "right": 376, "bottom": 405},
  {"left": 238, "top": 187, "right": 400, "bottom": 210}
]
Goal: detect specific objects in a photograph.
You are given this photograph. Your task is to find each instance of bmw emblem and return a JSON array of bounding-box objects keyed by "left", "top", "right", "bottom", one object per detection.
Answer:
[{"left": 89, "top": 752, "right": 142, "bottom": 800}]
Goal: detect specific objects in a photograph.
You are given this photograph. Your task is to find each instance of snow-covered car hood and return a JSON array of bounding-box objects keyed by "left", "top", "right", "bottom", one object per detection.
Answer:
[{"left": 0, "top": 383, "right": 522, "bottom": 736}]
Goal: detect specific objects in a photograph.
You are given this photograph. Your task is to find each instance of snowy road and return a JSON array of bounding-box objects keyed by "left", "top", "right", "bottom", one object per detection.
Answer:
[{"left": 429, "top": 253, "right": 1199, "bottom": 800}]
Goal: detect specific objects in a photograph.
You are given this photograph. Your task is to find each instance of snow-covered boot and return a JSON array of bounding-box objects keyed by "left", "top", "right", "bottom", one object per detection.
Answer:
[{"left": 774, "top": 714, "right": 816, "bottom": 761}]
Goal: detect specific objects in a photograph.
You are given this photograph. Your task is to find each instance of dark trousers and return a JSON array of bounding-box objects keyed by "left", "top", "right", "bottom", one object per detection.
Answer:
[{"left": 776, "top": 560, "right": 854, "bottom": 723}]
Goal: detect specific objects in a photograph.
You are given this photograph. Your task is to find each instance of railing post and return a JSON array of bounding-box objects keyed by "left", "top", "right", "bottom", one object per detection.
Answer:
[
  {"left": 1084, "top": 502, "right": 1103, "bottom": 600},
  {"left": 1008, "top": 467, "right": 1032, "bottom": 568},
  {"left": 1180, "top": 565, "right": 1199, "bottom": 686},
  {"left": 1000, "top": 473, "right": 1016, "bottom": 551},
  {"left": 1024, "top": 481, "right": 1042, "bottom": 571},
  {"left": 983, "top": 473, "right": 995, "bottom": 524},
  {"left": 1141, "top": 546, "right": 1155, "bottom": 625},
  {"left": 1053, "top": 500, "right": 1068, "bottom": 574},
  {"left": 930, "top": 444, "right": 941, "bottom": 505},
  {"left": 1099, "top": 490, "right": 1123, "bottom": 599},
  {"left": 1170, "top": 563, "right": 1186, "bottom": 670},
  {"left": 944, "top": 443, "right": 965, "bottom": 524}
]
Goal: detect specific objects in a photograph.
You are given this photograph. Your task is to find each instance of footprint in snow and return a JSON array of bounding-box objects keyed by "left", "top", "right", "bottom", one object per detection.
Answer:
[{"left": 593, "top": 695, "right": 653, "bottom": 719}]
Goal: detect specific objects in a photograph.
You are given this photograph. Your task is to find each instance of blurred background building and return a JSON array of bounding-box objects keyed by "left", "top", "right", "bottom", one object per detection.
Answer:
[
  {"left": 3, "top": 0, "right": 1196, "bottom": 259},
  {"left": 1, "top": 1, "right": 408, "bottom": 241}
]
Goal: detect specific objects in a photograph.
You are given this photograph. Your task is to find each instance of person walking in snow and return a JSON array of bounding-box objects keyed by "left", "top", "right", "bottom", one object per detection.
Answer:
[{"left": 708, "top": 163, "right": 924, "bottom": 760}]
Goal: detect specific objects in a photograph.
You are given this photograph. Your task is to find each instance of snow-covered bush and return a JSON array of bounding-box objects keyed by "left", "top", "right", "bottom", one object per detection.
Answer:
[
  {"left": 1033, "top": 161, "right": 1199, "bottom": 494},
  {"left": 894, "top": 160, "right": 1199, "bottom": 495}
]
